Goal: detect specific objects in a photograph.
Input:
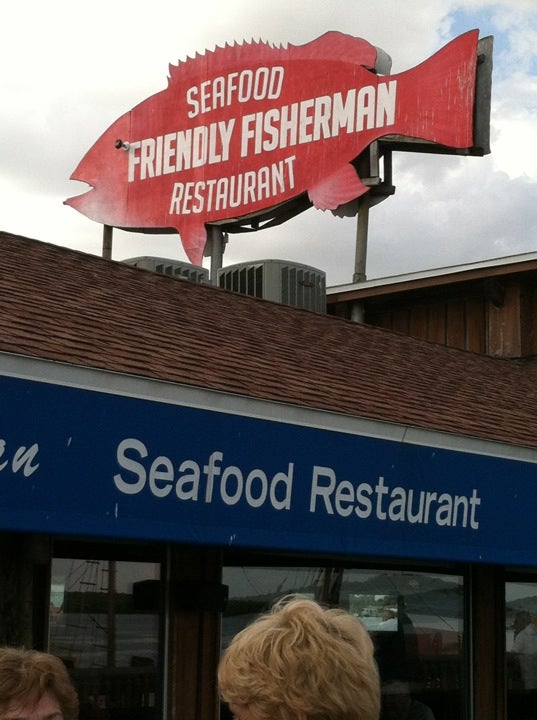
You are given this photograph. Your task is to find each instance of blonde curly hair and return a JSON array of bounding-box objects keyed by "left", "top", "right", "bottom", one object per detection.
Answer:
[
  {"left": 218, "top": 597, "right": 380, "bottom": 720},
  {"left": 0, "top": 647, "right": 79, "bottom": 720}
]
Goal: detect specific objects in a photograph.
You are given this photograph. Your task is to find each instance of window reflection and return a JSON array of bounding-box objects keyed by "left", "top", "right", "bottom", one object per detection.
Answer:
[
  {"left": 506, "top": 581, "right": 537, "bottom": 720},
  {"left": 49, "top": 559, "right": 161, "bottom": 720},
  {"left": 222, "top": 566, "right": 464, "bottom": 720}
]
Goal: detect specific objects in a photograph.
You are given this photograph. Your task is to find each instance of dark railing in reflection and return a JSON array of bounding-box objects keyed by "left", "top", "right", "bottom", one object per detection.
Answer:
[{"left": 70, "top": 665, "right": 158, "bottom": 720}]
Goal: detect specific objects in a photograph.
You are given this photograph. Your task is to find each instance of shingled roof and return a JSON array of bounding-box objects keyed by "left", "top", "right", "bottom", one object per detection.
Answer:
[{"left": 1, "top": 231, "right": 536, "bottom": 448}]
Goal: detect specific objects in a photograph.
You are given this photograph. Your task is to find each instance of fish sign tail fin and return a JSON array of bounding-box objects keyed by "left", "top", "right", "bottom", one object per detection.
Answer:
[{"left": 395, "top": 30, "right": 479, "bottom": 150}]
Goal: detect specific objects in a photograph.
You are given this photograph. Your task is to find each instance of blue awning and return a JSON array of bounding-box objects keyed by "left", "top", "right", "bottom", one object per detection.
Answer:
[{"left": 1, "top": 363, "right": 536, "bottom": 567}]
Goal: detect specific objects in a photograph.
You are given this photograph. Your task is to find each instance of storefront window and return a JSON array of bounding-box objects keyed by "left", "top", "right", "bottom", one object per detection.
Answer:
[
  {"left": 223, "top": 565, "right": 465, "bottom": 720},
  {"left": 49, "top": 558, "right": 161, "bottom": 720},
  {"left": 506, "top": 581, "right": 537, "bottom": 720}
]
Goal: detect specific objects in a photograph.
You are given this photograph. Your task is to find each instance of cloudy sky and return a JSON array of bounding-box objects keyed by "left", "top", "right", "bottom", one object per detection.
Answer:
[{"left": 2, "top": 0, "right": 536, "bottom": 286}]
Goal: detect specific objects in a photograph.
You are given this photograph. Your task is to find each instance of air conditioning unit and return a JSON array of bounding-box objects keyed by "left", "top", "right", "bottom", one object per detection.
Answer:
[
  {"left": 217, "top": 260, "right": 326, "bottom": 313},
  {"left": 122, "top": 256, "right": 209, "bottom": 283}
]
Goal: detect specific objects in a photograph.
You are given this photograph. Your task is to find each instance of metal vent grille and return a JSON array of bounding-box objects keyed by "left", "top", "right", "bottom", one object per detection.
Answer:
[
  {"left": 122, "top": 256, "right": 209, "bottom": 283},
  {"left": 218, "top": 263, "right": 264, "bottom": 298},
  {"left": 217, "top": 260, "right": 326, "bottom": 313},
  {"left": 281, "top": 265, "right": 326, "bottom": 313}
]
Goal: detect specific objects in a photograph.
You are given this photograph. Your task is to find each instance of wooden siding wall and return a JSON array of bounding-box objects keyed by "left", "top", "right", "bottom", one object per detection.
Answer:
[
  {"left": 330, "top": 278, "right": 537, "bottom": 359},
  {"left": 366, "top": 292, "right": 487, "bottom": 354}
]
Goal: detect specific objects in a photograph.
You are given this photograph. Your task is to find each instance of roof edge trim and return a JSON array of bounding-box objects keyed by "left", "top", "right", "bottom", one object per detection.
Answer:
[{"left": 1, "top": 350, "right": 536, "bottom": 465}]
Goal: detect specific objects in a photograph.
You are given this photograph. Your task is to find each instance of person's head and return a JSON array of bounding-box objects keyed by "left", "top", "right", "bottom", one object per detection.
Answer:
[
  {"left": 0, "top": 647, "right": 79, "bottom": 720},
  {"left": 218, "top": 597, "right": 380, "bottom": 720},
  {"left": 514, "top": 611, "right": 532, "bottom": 634}
]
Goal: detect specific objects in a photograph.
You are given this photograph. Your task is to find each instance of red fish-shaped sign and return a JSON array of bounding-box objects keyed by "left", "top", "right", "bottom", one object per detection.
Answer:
[{"left": 65, "top": 30, "right": 479, "bottom": 265}]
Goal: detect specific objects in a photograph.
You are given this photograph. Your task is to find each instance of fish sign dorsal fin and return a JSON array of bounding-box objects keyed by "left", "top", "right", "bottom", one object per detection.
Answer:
[
  {"left": 168, "top": 39, "right": 288, "bottom": 86},
  {"left": 167, "top": 32, "right": 380, "bottom": 87},
  {"left": 287, "top": 31, "right": 379, "bottom": 71}
]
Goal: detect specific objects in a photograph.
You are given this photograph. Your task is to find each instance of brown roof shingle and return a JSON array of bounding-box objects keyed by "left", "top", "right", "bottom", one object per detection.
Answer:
[{"left": 1, "top": 231, "right": 536, "bottom": 448}]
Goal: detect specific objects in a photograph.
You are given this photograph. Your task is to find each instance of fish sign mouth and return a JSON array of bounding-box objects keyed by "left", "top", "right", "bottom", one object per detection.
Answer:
[{"left": 64, "top": 181, "right": 95, "bottom": 210}]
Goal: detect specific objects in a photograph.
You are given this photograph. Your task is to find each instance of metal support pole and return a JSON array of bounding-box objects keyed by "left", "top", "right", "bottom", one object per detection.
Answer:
[
  {"left": 102, "top": 225, "right": 113, "bottom": 260},
  {"left": 350, "top": 302, "right": 365, "bottom": 323},
  {"left": 383, "top": 150, "right": 393, "bottom": 187},
  {"left": 353, "top": 192, "right": 370, "bottom": 283},
  {"left": 209, "top": 226, "right": 225, "bottom": 285}
]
